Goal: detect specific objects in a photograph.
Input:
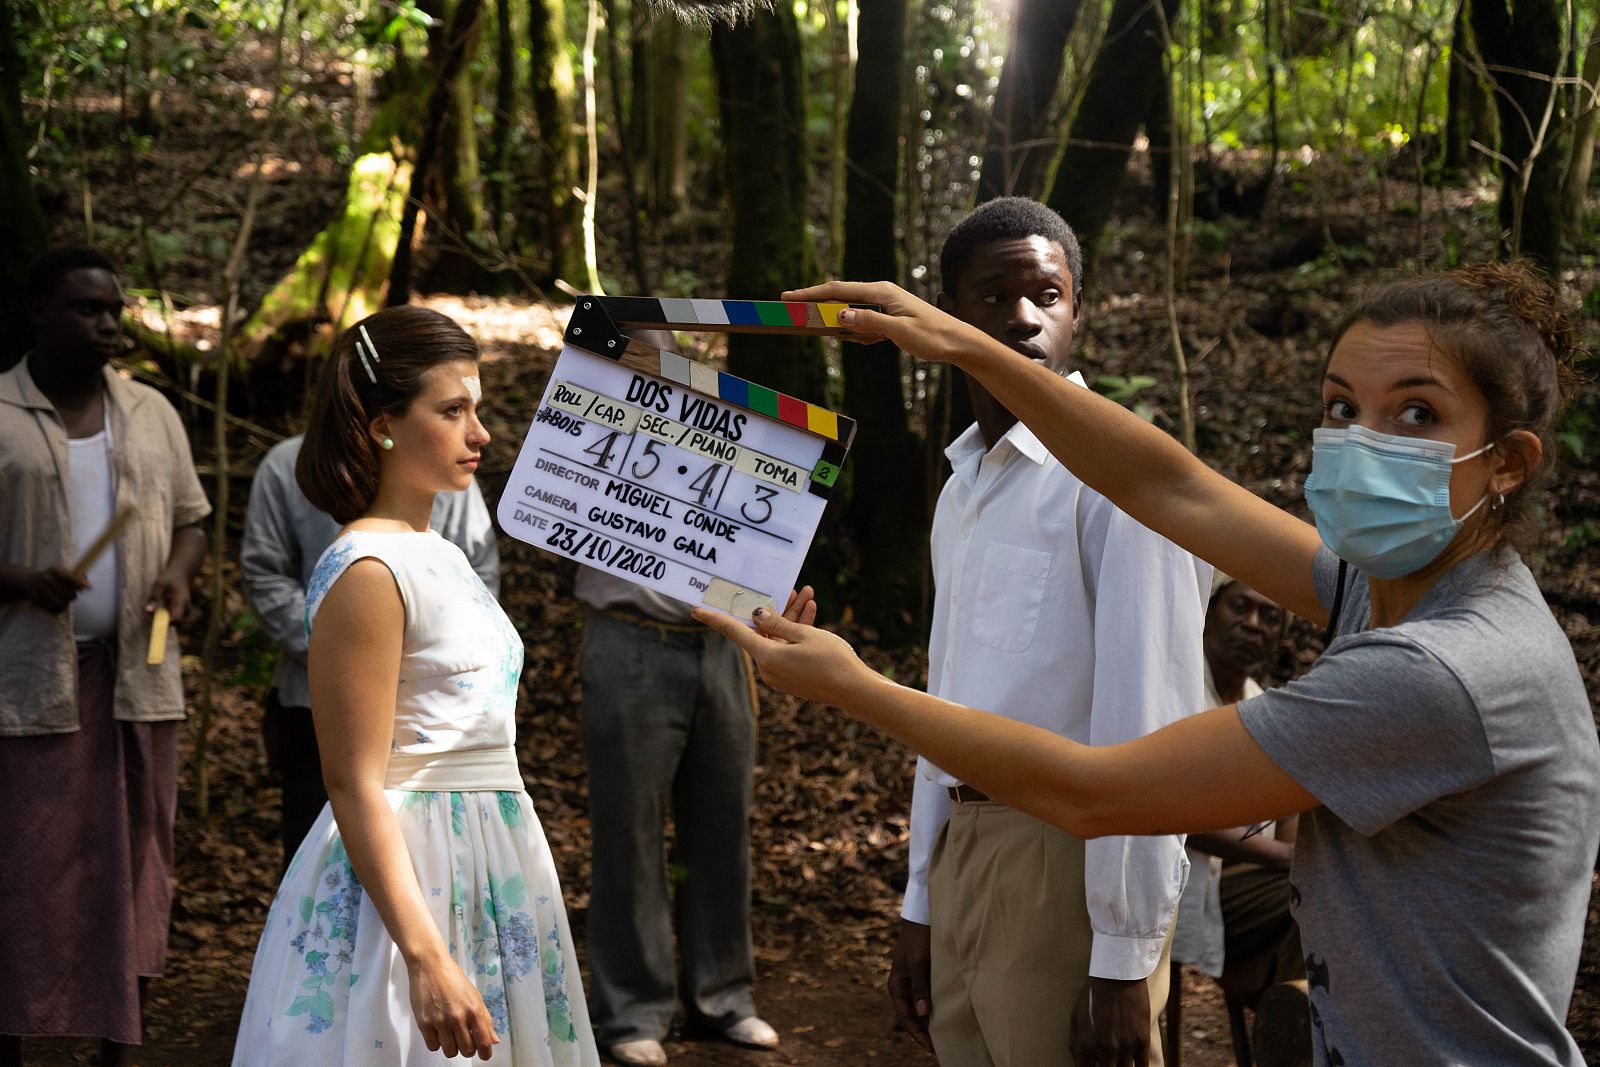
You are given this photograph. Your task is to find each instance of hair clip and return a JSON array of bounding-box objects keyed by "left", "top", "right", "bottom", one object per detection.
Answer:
[{"left": 355, "top": 324, "right": 382, "bottom": 384}]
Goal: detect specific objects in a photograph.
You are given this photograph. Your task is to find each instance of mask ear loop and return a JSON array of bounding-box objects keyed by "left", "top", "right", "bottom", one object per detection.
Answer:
[
  {"left": 1450, "top": 437, "right": 1498, "bottom": 465},
  {"left": 1453, "top": 437, "right": 1505, "bottom": 521}
]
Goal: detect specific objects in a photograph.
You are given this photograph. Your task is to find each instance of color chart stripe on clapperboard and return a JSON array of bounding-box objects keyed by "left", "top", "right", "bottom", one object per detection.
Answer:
[
  {"left": 638, "top": 344, "right": 858, "bottom": 449},
  {"left": 602, "top": 295, "right": 872, "bottom": 333}
]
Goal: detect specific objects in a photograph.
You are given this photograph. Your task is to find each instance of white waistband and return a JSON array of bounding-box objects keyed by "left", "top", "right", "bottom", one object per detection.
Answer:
[{"left": 385, "top": 748, "right": 524, "bottom": 791}]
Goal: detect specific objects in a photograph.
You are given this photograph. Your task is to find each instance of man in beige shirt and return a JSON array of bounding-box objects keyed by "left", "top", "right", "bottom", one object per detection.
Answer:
[{"left": 0, "top": 246, "right": 210, "bottom": 1067}]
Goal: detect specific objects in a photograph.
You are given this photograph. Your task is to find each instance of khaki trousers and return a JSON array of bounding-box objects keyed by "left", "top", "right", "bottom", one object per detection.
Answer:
[{"left": 928, "top": 800, "right": 1172, "bottom": 1067}]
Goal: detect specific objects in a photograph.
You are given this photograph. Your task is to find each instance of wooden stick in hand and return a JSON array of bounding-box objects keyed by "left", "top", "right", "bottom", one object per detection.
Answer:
[
  {"left": 147, "top": 606, "right": 171, "bottom": 665},
  {"left": 71, "top": 504, "right": 137, "bottom": 581}
]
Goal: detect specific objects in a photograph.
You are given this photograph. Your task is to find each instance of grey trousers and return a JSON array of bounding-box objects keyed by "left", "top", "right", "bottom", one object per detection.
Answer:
[{"left": 579, "top": 609, "right": 759, "bottom": 1046}]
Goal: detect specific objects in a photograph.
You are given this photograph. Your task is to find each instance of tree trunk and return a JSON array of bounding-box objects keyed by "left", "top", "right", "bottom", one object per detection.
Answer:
[
  {"left": 1146, "top": 64, "right": 1174, "bottom": 213},
  {"left": 1201, "top": 0, "right": 1233, "bottom": 55},
  {"left": 486, "top": 0, "right": 518, "bottom": 241},
  {"left": 1443, "top": 0, "right": 1497, "bottom": 175},
  {"left": 1283, "top": 0, "right": 1355, "bottom": 58},
  {"left": 1562, "top": 28, "right": 1600, "bottom": 233},
  {"left": 840, "top": 0, "right": 923, "bottom": 642},
  {"left": 388, "top": 0, "right": 486, "bottom": 305},
  {"left": 130, "top": 4, "right": 158, "bottom": 133},
  {"left": 710, "top": 7, "right": 840, "bottom": 611},
  {"left": 631, "top": 12, "right": 692, "bottom": 217},
  {"left": 439, "top": 0, "right": 486, "bottom": 236},
  {"left": 1, "top": 0, "right": 47, "bottom": 369},
  {"left": 1470, "top": 0, "right": 1567, "bottom": 272},
  {"left": 1045, "top": 0, "right": 1183, "bottom": 265},
  {"left": 527, "top": 0, "right": 583, "bottom": 285},
  {"left": 823, "top": 0, "right": 853, "bottom": 268},
  {"left": 709, "top": 7, "right": 824, "bottom": 399},
  {"left": 977, "top": 0, "right": 1083, "bottom": 202},
  {"left": 419, "top": 0, "right": 489, "bottom": 292},
  {"left": 628, "top": 2, "right": 650, "bottom": 177}
]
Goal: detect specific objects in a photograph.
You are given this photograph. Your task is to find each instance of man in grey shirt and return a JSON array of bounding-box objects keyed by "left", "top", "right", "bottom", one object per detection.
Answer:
[
  {"left": 241, "top": 434, "right": 500, "bottom": 870},
  {"left": 574, "top": 567, "right": 777, "bottom": 1065}
]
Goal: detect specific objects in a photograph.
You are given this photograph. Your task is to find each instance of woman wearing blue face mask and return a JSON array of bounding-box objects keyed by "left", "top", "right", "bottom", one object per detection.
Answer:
[{"left": 701, "top": 263, "right": 1598, "bottom": 1066}]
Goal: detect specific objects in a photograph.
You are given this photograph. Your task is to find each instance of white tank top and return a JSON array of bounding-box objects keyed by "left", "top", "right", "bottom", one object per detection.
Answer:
[{"left": 67, "top": 420, "right": 119, "bottom": 641}]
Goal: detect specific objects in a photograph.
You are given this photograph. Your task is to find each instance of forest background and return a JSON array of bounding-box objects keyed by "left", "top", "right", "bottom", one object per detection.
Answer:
[{"left": 3, "top": 0, "right": 1599, "bottom": 1062}]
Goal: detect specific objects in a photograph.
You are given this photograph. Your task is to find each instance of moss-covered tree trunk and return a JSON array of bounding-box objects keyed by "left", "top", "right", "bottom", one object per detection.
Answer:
[
  {"left": 1, "top": 0, "right": 46, "bottom": 368},
  {"left": 977, "top": 0, "right": 1083, "bottom": 202},
  {"left": 1443, "top": 0, "right": 1497, "bottom": 175},
  {"left": 389, "top": 0, "right": 486, "bottom": 304},
  {"left": 527, "top": 0, "right": 582, "bottom": 285},
  {"left": 839, "top": 0, "right": 924, "bottom": 642},
  {"left": 238, "top": 148, "right": 414, "bottom": 357},
  {"left": 1470, "top": 0, "right": 1567, "bottom": 272},
  {"left": 1044, "top": 0, "right": 1182, "bottom": 265},
  {"left": 408, "top": 0, "right": 488, "bottom": 293}
]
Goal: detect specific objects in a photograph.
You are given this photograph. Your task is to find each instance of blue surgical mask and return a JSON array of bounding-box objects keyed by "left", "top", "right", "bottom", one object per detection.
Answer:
[{"left": 1304, "top": 425, "right": 1495, "bottom": 579}]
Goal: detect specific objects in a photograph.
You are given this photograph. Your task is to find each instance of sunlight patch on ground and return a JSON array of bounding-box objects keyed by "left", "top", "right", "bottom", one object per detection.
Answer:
[
  {"left": 232, "top": 156, "right": 302, "bottom": 180},
  {"left": 415, "top": 295, "right": 570, "bottom": 363}
]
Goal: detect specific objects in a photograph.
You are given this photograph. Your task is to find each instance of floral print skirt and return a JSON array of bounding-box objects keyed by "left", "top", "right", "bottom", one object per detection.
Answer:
[{"left": 232, "top": 789, "right": 597, "bottom": 1066}]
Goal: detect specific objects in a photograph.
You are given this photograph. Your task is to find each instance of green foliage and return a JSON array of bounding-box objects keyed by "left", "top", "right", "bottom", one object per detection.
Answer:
[
  {"left": 1563, "top": 520, "right": 1600, "bottom": 552},
  {"left": 1188, "top": 217, "right": 1233, "bottom": 257},
  {"left": 1176, "top": 0, "right": 1454, "bottom": 156},
  {"left": 1582, "top": 287, "right": 1600, "bottom": 320},
  {"left": 354, "top": 0, "right": 434, "bottom": 44},
  {"left": 1095, "top": 373, "right": 1159, "bottom": 422},
  {"left": 1560, "top": 406, "right": 1598, "bottom": 463},
  {"left": 226, "top": 609, "right": 279, "bottom": 690}
]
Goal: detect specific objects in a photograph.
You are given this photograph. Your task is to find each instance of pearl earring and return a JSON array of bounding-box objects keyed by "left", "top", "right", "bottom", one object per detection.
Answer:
[{"left": 381, "top": 437, "right": 395, "bottom": 451}]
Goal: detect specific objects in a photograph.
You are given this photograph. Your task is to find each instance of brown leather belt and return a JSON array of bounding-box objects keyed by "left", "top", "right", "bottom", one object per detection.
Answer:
[{"left": 948, "top": 784, "right": 990, "bottom": 804}]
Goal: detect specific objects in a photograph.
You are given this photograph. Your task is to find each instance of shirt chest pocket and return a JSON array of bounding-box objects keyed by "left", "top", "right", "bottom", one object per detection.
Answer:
[
  {"left": 117, "top": 434, "right": 174, "bottom": 514},
  {"left": 971, "top": 542, "right": 1053, "bottom": 654}
]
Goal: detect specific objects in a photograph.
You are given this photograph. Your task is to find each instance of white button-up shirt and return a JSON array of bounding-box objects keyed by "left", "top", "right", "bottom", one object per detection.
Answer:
[{"left": 902, "top": 410, "right": 1212, "bottom": 981}]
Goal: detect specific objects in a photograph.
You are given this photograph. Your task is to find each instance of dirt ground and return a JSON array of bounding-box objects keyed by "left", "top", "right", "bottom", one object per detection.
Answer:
[{"left": 16, "top": 691, "right": 1247, "bottom": 1067}]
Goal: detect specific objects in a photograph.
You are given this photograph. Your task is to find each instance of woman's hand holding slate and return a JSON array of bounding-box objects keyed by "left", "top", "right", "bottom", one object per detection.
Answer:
[{"left": 782, "top": 281, "right": 989, "bottom": 366}]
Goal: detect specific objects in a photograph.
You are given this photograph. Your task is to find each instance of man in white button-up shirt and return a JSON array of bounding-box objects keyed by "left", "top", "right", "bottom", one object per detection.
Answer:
[{"left": 888, "top": 198, "right": 1210, "bottom": 1066}]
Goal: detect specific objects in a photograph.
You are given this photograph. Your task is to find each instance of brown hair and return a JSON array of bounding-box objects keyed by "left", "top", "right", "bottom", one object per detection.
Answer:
[
  {"left": 297, "top": 306, "right": 479, "bottom": 524},
  {"left": 1328, "top": 261, "right": 1583, "bottom": 552}
]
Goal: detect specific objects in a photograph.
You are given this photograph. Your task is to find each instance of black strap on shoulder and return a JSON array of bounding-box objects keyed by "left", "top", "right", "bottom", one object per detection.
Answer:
[{"left": 1321, "top": 558, "right": 1349, "bottom": 647}]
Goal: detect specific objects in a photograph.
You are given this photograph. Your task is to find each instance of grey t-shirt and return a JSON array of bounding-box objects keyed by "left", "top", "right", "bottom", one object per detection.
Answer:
[{"left": 1238, "top": 547, "right": 1600, "bottom": 1066}]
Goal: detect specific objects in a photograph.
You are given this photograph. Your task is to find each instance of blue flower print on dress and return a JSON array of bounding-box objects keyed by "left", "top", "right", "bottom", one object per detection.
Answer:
[
  {"left": 285, "top": 838, "right": 364, "bottom": 1034},
  {"left": 541, "top": 920, "right": 578, "bottom": 1043},
  {"left": 483, "top": 985, "right": 510, "bottom": 1037},
  {"left": 449, "top": 552, "right": 524, "bottom": 711},
  {"left": 303, "top": 537, "right": 360, "bottom": 638}
]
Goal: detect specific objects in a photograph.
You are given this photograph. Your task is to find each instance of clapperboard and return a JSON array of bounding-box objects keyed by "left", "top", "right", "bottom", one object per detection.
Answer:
[{"left": 498, "top": 296, "right": 867, "bottom": 619}]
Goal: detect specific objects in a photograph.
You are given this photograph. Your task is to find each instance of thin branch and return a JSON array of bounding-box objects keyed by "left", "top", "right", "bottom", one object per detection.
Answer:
[
  {"left": 194, "top": 0, "right": 295, "bottom": 820},
  {"left": 120, "top": 362, "right": 287, "bottom": 443}
]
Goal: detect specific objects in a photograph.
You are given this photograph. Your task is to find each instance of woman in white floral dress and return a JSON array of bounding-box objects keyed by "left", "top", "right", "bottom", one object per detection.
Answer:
[{"left": 233, "top": 306, "right": 597, "bottom": 1066}]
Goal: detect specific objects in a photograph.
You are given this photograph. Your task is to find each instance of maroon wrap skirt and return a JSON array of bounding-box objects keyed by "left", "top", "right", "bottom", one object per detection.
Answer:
[{"left": 0, "top": 641, "right": 178, "bottom": 1043}]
